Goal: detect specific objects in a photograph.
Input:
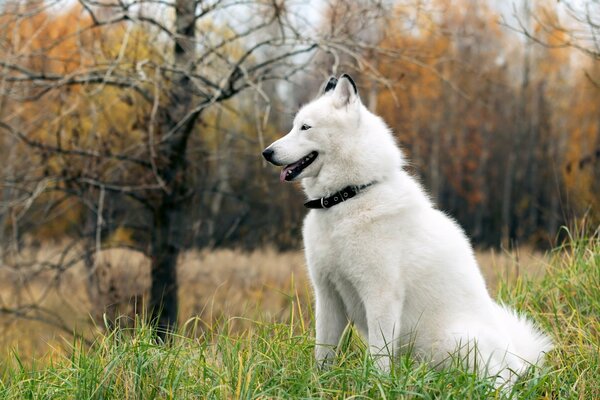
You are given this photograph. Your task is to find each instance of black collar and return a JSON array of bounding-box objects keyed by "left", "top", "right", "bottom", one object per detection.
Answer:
[{"left": 304, "top": 182, "right": 376, "bottom": 209}]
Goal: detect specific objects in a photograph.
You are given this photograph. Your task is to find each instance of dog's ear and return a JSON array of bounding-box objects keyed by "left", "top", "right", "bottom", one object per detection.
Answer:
[
  {"left": 319, "top": 76, "right": 338, "bottom": 95},
  {"left": 332, "top": 74, "right": 359, "bottom": 108}
]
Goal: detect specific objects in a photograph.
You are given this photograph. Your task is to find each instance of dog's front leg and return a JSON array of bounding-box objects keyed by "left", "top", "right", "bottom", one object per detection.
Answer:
[
  {"left": 314, "top": 284, "right": 346, "bottom": 368},
  {"left": 365, "top": 295, "right": 402, "bottom": 372}
]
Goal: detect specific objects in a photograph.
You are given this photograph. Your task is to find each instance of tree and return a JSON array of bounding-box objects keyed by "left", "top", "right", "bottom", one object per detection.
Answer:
[
  {"left": 511, "top": 0, "right": 600, "bottom": 234},
  {"left": 512, "top": 0, "right": 599, "bottom": 62},
  {"left": 0, "top": 0, "right": 389, "bottom": 336},
  {"left": 370, "top": 0, "right": 597, "bottom": 246}
]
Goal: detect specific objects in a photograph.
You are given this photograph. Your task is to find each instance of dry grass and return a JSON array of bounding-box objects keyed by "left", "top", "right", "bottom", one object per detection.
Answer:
[
  {"left": 2, "top": 237, "right": 597, "bottom": 399},
  {"left": 475, "top": 246, "right": 548, "bottom": 290},
  {"left": 0, "top": 244, "right": 549, "bottom": 362}
]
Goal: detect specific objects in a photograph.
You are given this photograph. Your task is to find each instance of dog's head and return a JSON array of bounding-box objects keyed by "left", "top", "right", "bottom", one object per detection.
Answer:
[
  {"left": 262, "top": 74, "right": 403, "bottom": 196},
  {"left": 262, "top": 74, "right": 362, "bottom": 182}
]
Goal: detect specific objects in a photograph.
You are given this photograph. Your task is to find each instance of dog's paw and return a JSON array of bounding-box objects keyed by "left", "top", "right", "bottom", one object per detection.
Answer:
[
  {"left": 372, "top": 354, "right": 391, "bottom": 373},
  {"left": 315, "top": 345, "right": 336, "bottom": 370}
]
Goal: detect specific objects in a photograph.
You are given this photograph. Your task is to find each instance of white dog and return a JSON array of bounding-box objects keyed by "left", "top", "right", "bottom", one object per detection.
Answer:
[{"left": 262, "top": 74, "right": 552, "bottom": 385}]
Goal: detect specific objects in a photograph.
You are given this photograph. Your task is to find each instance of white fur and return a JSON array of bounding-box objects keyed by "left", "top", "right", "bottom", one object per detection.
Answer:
[{"left": 264, "top": 75, "right": 552, "bottom": 386}]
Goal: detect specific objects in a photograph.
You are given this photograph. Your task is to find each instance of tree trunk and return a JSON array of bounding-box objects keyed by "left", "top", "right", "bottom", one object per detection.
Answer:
[
  {"left": 367, "top": 82, "right": 378, "bottom": 113},
  {"left": 429, "top": 122, "right": 441, "bottom": 204},
  {"left": 503, "top": 0, "right": 531, "bottom": 247},
  {"left": 150, "top": 192, "right": 182, "bottom": 336},
  {"left": 149, "top": 0, "right": 197, "bottom": 337},
  {"left": 473, "top": 124, "right": 489, "bottom": 241},
  {"left": 527, "top": 83, "right": 543, "bottom": 239}
]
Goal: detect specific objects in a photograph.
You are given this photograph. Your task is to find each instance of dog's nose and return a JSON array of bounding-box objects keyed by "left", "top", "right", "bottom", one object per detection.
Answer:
[{"left": 262, "top": 148, "right": 274, "bottom": 162}]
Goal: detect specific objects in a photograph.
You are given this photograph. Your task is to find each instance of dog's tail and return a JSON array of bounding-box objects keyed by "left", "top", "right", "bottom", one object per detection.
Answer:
[{"left": 497, "top": 304, "right": 553, "bottom": 367}]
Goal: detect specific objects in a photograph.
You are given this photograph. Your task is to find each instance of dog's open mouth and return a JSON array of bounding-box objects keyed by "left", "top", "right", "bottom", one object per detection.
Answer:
[{"left": 280, "top": 151, "right": 318, "bottom": 182}]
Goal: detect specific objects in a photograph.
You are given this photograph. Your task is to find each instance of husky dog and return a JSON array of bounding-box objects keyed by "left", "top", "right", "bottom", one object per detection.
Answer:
[{"left": 262, "top": 74, "right": 552, "bottom": 385}]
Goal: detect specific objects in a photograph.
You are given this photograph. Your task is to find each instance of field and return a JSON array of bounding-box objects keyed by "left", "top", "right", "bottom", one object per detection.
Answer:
[{"left": 0, "top": 237, "right": 598, "bottom": 399}]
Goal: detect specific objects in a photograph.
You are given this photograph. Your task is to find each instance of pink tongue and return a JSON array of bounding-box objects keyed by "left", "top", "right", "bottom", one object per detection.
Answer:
[
  {"left": 280, "top": 165, "right": 294, "bottom": 182},
  {"left": 280, "top": 159, "right": 303, "bottom": 182}
]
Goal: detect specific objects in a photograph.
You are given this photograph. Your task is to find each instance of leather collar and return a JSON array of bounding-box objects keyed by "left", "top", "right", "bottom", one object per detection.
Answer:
[{"left": 304, "top": 182, "right": 376, "bottom": 209}]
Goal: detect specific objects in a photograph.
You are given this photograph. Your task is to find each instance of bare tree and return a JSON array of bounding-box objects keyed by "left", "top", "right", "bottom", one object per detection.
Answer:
[
  {"left": 510, "top": 1, "right": 599, "bottom": 71},
  {"left": 0, "top": 0, "right": 391, "bottom": 337}
]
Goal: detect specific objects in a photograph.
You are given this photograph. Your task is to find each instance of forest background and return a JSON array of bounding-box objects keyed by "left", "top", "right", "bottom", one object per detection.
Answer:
[{"left": 0, "top": 0, "right": 598, "bottom": 362}]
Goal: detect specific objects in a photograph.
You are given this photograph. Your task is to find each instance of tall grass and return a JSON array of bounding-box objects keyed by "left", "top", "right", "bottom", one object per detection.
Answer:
[{"left": 0, "top": 236, "right": 598, "bottom": 399}]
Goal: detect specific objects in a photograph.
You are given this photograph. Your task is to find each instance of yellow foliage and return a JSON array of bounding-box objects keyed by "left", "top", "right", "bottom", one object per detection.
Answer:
[{"left": 106, "top": 226, "right": 135, "bottom": 247}]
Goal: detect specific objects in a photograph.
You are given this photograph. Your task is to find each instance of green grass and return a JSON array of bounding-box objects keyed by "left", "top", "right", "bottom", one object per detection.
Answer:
[{"left": 0, "top": 235, "right": 598, "bottom": 399}]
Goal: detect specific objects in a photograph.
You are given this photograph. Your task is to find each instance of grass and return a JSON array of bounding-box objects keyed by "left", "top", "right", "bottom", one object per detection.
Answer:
[{"left": 0, "top": 235, "right": 598, "bottom": 399}]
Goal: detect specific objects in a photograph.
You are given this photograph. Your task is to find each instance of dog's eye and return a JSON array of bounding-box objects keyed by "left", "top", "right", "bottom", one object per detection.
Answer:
[{"left": 300, "top": 124, "right": 311, "bottom": 131}]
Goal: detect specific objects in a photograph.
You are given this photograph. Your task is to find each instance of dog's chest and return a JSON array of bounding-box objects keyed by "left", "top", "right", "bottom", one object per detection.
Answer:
[
  {"left": 303, "top": 210, "right": 373, "bottom": 275},
  {"left": 305, "top": 211, "right": 343, "bottom": 253},
  {"left": 304, "top": 210, "right": 385, "bottom": 332}
]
